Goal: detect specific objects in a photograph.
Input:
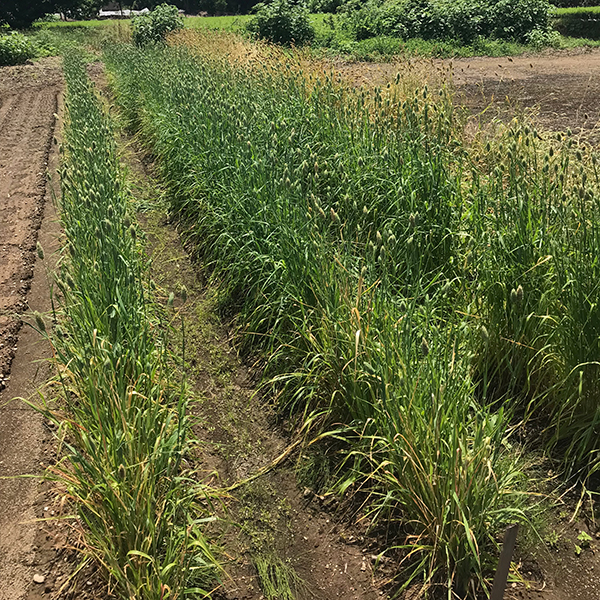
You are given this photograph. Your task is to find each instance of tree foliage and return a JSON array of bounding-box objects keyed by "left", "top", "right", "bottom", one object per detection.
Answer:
[
  {"left": 0, "top": 0, "right": 105, "bottom": 28},
  {"left": 246, "top": 0, "right": 315, "bottom": 44},
  {"left": 0, "top": 0, "right": 58, "bottom": 29}
]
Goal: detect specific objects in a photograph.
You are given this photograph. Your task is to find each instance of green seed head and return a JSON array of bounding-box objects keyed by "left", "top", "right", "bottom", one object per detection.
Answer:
[
  {"left": 516, "top": 285, "right": 524, "bottom": 305},
  {"left": 179, "top": 285, "right": 188, "bottom": 303},
  {"left": 36, "top": 242, "right": 45, "bottom": 260},
  {"left": 34, "top": 312, "right": 46, "bottom": 333},
  {"left": 421, "top": 337, "right": 429, "bottom": 357},
  {"left": 167, "top": 292, "right": 175, "bottom": 308},
  {"left": 480, "top": 325, "right": 489, "bottom": 345}
]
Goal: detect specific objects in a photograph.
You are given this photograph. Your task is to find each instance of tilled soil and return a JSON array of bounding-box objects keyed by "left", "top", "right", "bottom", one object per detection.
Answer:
[
  {"left": 453, "top": 48, "right": 600, "bottom": 141},
  {"left": 0, "top": 59, "right": 62, "bottom": 600},
  {"left": 0, "top": 76, "right": 59, "bottom": 390}
]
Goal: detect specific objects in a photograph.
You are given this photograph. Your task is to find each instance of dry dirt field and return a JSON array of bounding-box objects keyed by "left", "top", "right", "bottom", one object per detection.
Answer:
[
  {"left": 0, "top": 48, "right": 599, "bottom": 600},
  {"left": 337, "top": 47, "right": 600, "bottom": 143}
]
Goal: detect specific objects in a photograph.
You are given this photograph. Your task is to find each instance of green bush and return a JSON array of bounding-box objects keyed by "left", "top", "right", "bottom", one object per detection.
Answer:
[
  {"left": 527, "top": 26, "right": 561, "bottom": 47},
  {"left": 246, "top": 0, "right": 315, "bottom": 45},
  {"left": 340, "top": 0, "right": 552, "bottom": 44},
  {"left": 0, "top": 32, "right": 36, "bottom": 66},
  {"left": 307, "top": 0, "right": 344, "bottom": 12},
  {"left": 131, "top": 4, "right": 183, "bottom": 47},
  {"left": 490, "top": 0, "right": 550, "bottom": 41}
]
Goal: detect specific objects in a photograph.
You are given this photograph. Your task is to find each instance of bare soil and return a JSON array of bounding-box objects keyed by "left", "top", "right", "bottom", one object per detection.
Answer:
[
  {"left": 0, "top": 61, "right": 60, "bottom": 391},
  {"left": 335, "top": 47, "right": 600, "bottom": 143},
  {"left": 0, "top": 58, "right": 63, "bottom": 600}
]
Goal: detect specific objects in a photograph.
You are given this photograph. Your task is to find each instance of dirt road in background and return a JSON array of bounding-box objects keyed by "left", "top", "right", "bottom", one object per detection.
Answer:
[{"left": 336, "top": 47, "right": 600, "bottom": 142}]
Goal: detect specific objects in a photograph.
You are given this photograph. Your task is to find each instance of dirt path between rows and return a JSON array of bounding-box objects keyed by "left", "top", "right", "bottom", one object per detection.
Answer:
[
  {"left": 336, "top": 47, "right": 600, "bottom": 143},
  {"left": 121, "top": 130, "right": 382, "bottom": 600},
  {"left": 0, "top": 68, "right": 60, "bottom": 389},
  {"left": 0, "top": 59, "right": 63, "bottom": 600}
]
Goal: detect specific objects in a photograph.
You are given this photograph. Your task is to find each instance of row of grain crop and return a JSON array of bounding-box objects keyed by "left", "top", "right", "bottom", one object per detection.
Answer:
[
  {"left": 43, "top": 52, "right": 218, "bottom": 599},
  {"left": 104, "top": 35, "right": 599, "bottom": 597}
]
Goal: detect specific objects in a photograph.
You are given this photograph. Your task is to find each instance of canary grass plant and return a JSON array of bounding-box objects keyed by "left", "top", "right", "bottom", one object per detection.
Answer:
[
  {"left": 103, "top": 32, "right": 600, "bottom": 596},
  {"left": 40, "top": 51, "right": 219, "bottom": 599}
]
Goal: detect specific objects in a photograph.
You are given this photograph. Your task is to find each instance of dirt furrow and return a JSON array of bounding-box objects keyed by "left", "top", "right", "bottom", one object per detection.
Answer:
[
  {"left": 0, "top": 59, "right": 63, "bottom": 600},
  {"left": 0, "top": 87, "right": 58, "bottom": 391},
  {"left": 0, "top": 94, "right": 19, "bottom": 132}
]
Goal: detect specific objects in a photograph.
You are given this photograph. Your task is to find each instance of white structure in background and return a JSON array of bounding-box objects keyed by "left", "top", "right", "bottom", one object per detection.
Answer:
[
  {"left": 98, "top": 7, "right": 150, "bottom": 17},
  {"left": 99, "top": 3, "right": 186, "bottom": 18}
]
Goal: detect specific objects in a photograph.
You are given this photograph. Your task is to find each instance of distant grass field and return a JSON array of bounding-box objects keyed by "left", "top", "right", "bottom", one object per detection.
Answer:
[
  {"left": 185, "top": 13, "right": 330, "bottom": 32},
  {"left": 39, "top": 13, "right": 330, "bottom": 33},
  {"left": 185, "top": 14, "right": 248, "bottom": 30},
  {"left": 35, "top": 18, "right": 110, "bottom": 27},
  {"left": 552, "top": 6, "right": 600, "bottom": 15}
]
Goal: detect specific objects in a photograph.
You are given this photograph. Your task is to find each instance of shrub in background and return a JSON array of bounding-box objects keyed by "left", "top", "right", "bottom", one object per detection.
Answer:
[
  {"left": 490, "top": 0, "right": 550, "bottom": 41},
  {"left": 307, "top": 0, "right": 344, "bottom": 12},
  {"left": 0, "top": 31, "right": 36, "bottom": 65},
  {"left": 340, "top": 0, "right": 552, "bottom": 44},
  {"left": 552, "top": 9, "right": 600, "bottom": 40},
  {"left": 132, "top": 3, "right": 183, "bottom": 47},
  {"left": 246, "top": 0, "right": 315, "bottom": 45}
]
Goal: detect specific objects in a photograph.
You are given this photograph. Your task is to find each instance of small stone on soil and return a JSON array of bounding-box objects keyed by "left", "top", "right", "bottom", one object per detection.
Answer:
[{"left": 33, "top": 573, "right": 45, "bottom": 584}]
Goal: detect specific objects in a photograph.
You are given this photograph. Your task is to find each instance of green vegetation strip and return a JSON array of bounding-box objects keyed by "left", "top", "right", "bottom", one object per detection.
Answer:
[
  {"left": 43, "top": 51, "right": 218, "bottom": 599},
  {"left": 552, "top": 6, "right": 600, "bottom": 15}
]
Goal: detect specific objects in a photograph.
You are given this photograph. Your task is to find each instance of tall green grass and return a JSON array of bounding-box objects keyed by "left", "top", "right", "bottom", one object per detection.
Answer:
[
  {"left": 104, "top": 34, "right": 599, "bottom": 595},
  {"left": 43, "top": 51, "right": 218, "bottom": 599}
]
